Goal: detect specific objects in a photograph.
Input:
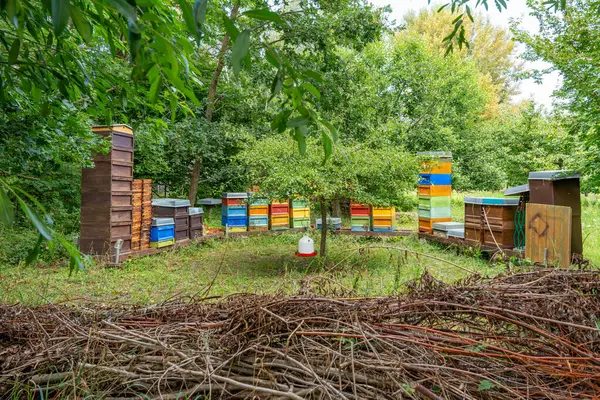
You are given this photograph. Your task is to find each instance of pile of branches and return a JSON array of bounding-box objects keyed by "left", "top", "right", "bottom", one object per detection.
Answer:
[{"left": 2, "top": 269, "right": 600, "bottom": 399}]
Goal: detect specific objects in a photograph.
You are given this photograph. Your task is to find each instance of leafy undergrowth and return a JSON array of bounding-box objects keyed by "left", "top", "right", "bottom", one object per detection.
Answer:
[{"left": 0, "top": 234, "right": 502, "bottom": 306}]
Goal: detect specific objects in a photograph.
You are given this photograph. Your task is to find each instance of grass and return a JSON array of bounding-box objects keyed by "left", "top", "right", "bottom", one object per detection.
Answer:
[
  {"left": 1, "top": 192, "right": 598, "bottom": 306},
  {"left": 0, "top": 233, "right": 502, "bottom": 305}
]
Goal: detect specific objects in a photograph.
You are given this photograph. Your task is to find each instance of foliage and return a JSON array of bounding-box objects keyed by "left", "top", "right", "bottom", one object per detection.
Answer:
[{"left": 513, "top": 0, "right": 600, "bottom": 190}]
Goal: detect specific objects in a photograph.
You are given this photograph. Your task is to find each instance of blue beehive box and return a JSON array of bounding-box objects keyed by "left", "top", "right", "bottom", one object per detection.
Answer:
[
  {"left": 150, "top": 218, "right": 175, "bottom": 242},
  {"left": 418, "top": 173, "right": 452, "bottom": 186},
  {"left": 249, "top": 216, "right": 269, "bottom": 227},
  {"left": 222, "top": 205, "right": 248, "bottom": 217},
  {"left": 222, "top": 215, "right": 247, "bottom": 227}
]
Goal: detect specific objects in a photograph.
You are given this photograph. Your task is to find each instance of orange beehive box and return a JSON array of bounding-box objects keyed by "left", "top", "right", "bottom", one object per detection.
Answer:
[
  {"left": 418, "top": 185, "right": 452, "bottom": 197},
  {"left": 418, "top": 217, "right": 452, "bottom": 233},
  {"left": 418, "top": 161, "right": 452, "bottom": 174}
]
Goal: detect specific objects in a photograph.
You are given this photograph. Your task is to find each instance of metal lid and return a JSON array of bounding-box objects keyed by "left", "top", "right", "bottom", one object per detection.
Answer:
[
  {"left": 417, "top": 151, "right": 452, "bottom": 158},
  {"left": 316, "top": 218, "right": 342, "bottom": 224},
  {"left": 464, "top": 197, "right": 519, "bottom": 206},
  {"left": 152, "top": 198, "right": 191, "bottom": 207},
  {"left": 222, "top": 192, "right": 249, "bottom": 199},
  {"left": 432, "top": 222, "right": 464, "bottom": 231},
  {"left": 528, "top": 170, "right": 581, "bottom": 181},
  {"left": 189, "top": 207, "right": 204, "bottom": 215},
  {"left": 152, "top": 217, "right": 175, "bottom": 226},
  {"left": 447, "top": 228, "right": 465, "bottom": 238},
  {"left": 197, "top": 198, "right": 222, "bottom": 206},
  {"left": 504, "top": 184, "right": 529, "bottom": 196}
]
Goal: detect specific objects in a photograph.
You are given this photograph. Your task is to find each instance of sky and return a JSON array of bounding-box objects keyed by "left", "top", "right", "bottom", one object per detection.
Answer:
[{"left": 369, "top": 0, "right": 561, "bottom": 108}]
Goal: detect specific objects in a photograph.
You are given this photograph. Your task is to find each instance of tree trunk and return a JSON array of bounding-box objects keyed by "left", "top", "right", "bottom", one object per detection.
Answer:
[
  {"left": 187, "top": 2, "right": 239, "bottom": 203},
  {"left": 188, "top": 158, "right": 201, "bottom": 205},
  {"left": 332, "top": 199, "right": 342, "bottom": 218},
  {"left": 320, "top": 197, "right": 328, "bottom": 259}
]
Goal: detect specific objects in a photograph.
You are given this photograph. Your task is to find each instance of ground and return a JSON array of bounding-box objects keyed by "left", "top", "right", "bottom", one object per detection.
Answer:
[{"left": 1, "top": 192, "right": 598, "bottom": 305}]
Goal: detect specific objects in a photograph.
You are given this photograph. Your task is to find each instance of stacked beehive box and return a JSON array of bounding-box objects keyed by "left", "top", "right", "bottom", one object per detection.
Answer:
[
  {"left": 150, "top": 217, "right": 175, "bottom": 248},
  {"left": 464, "top": 197, "right": 519, "bottom": 249},
  {"left": 80, "top": 125, "right": 134, "bottom": 260},
  {"left": 270, "top": 201, "right": 290, "bottom": 230},
  {"left": 222, "top": 192, "right": 248, "bottom": 232},
  {"left": 372, "top": 206, "right": 395, "bottom": 232},
  {"left": 417, "top": 152, "right": 452, "bottom": 233},
  {"left": 188, "top": 207, "right": 204, "bottom": 239},
  {"left": 152, "top": 199, "right": 190, "bottom": 241},
  {"left": 290, "top": 198, "right": 310, "bottom": 228},
  {"left": 141, "top": 179, "right": 152, "bottom": 249},
  {"left": 248, "top": 194, "right": 269, "bottom": 231},
  {"left": 132, "top": 180, "right": 143, "bottom": 251},
  {"left": 350, "top": 203, "right": 371, "bottom": 231}
]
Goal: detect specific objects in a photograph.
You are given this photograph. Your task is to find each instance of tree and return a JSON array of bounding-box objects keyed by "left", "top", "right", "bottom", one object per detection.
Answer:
[
  {"left": 238, "top": 136, "right": 416, "bottom": 258},
  {"left": 512, "top": 0, "right": 600, "bottom": 190}
]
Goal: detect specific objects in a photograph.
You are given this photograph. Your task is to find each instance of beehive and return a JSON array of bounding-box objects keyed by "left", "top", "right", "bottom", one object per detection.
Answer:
[
  {"left": 141, "top": 179, "right": 152, "bottom": 249},
  {"left": 80, "top": 125, "right": 134, "bottom": 259},
  {"left": 270, "top": 201, "right": 290, "bottom": 230},
  {"left": 417, "top": 152, "right": 453, "bottom": 233},
  {"left": 464, "top": 197, "right": 519, "bottom": 249},
  {"left": 289, "top": 197, "right": 310, "bottom": 228},
  {"left": 153, "top": 198, "right": 191, "bottom": 241},
  {"left": 248, "top": 194, "right": 269, "bottom": 231},
  {"left": 350, "top": 203, "right": 370, "bottom": 232},
  {"left": 372, "top": 206, "right": 395, "bottom": 232},
  {"left": 132, "top": 180, "right": 143, "bottom": 251},
  {"left": 188, "top": 207, "right": 204, "bottom": 239},
  {"left": 222, "top": 192, "right": 248, "bottom": 232}
]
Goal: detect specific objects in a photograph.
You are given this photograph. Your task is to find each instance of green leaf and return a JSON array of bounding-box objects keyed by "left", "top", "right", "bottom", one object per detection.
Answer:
[
  {"left": 321, "top": 131, "right": 333, "bottom": 163},
  {"left": 103, "top": 0, "right": 137, "bottom": 23},
  {"left": 294, "top": 127, "right": 307, "bottom": 155},
  {"left": 15, "top": 197, "right": 52, "bottom": 240},
  {"left": 193, "top": 0, "right": 208, "bottom": 36},
  {"left": 71, "top": 6, "right": 93, "bottom": 43},
  {"left": 268, "top": 69, "right": 282, "bottom": 103},
  {"left": 51, "top": 0, "right": 71, "bottom": 34},
  {"left": 149, "top": 74, "right": 161, "bottom": 103},
  {"left": 128, "top": 20, "right": 142, "bottom": 63},
  {"left": 178, "top": 0, "right": 196, "bottom": 36},
  {"left": 55, "top": 234, "right": 86, "bottom": 275},
  {"left": 25, "top": 234, "right": 44, "bottom": 266},
  {"left": 265, "top": 47, "right": 281, "bottom": 68},
  {"left": 231, "top": 29, "right": 250, "bottom": 77},
  {"left": 242, "top": 8, "right": 284, "bottom": 24},
  {"left": 301, "top": 82, "right": 320, "bottom": 99},
  {"left": 223, "top": 15, "right": 239, "bottom": 42},
  {"left": 287, "top": 116, "right": 309, "bottom": 128},
  {"left": 478, "top": 380, "right": 494, "bottom": 391},
  {"left": 301, "top": 70, "right": 324, "bottom": 83},
  {"left": 0, "top": 185, "right": 14, "bottom": 226},
  {"left": 6, "top": 0, "right": 17, "bottom": 28},
  {"left": 8, "top": 39, "right": 20, "bottom": 64},
  {"left": 320, "top": 120, "right": 338, "bottom": 142}
]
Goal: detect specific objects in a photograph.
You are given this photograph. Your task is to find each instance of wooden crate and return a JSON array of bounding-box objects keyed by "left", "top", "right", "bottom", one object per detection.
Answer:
[{"left": 525, "top": 203, "right": 572, "bottom": 267}]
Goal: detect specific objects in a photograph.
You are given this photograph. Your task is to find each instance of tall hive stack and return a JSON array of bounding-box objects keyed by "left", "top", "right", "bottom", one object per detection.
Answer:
[
  {"left": 290, "top": 198, "right": 310, "bottom": 228},
  {"left": 222, "top": 192, "right": 248, "bottom": 232},
  {"left": 248, "top": 194, "right": 269, "bottom": 231},
  {"left": 132, "top": 180, "right": 143, "bottom": 251},
  {"left": 372, "top": 206, "right": 395, "bottom": 232},
  {"left": 80, "top": 125, "right": 134, "bottom": 260},
  {"left": 140, "top": 179, "right": 152, "bottom": 249},
  {"left": 350, "top": 202, "right": 371, "bottom": 231},
  {"left": 465, "top": 197, "right": 519, "bottom": 249},
  {"left": 417, "top": 152, "right": 452, "bottom": 233},
  {"left": 152, "top": 199, "right": 190, "bottom": 241},
  {"left": 270, "top": 201, "right": 290, "bottom": 230},
  {"left": 188, "top": 207, "right": 204, "bottom": 239}
]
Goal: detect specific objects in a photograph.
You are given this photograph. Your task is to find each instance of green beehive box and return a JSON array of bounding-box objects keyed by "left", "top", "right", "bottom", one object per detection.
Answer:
[
  {"left": 418, "top": 196, "right": 451, "bottom": 210},
  {"left": 291, "top": 217, "right": 310, "bottom": 228},
  {"left": 291, "top": 199, "right": 309, "bottom": 208},
  {"left": 418, "top": 207, "right": 452, "bottom": 219}
]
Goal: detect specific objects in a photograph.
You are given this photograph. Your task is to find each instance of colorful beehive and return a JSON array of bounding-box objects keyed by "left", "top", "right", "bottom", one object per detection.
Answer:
[
  {"left": 464, "top": 197, "right": 519, "bottom": 249},
  {"left": 222, "top": 192, "right": 248, "bottom": 232},
  {"left": 417, "top": 151, "right": 453, "bottom": 233},
  {"left": 350, "top": 203, "right": 371, "bottom": 232},
  {"left": 80, "top": 125, "right": 134, "bottom": 260},
  {"left": 248, "top": 194, "right": 269, "bottom": 231},
  {"left": 150, "top": 217, "right": 175, "bottom": 245},
  {"left": 270, "top": 201, "right": 290, "bottom": 230},
  {"left": 316, "top": 218, "right": 342, "bottom": 231},
  {"left": 372, "top": 206, "right": 395, "bottom": 232},
  {"left": 188, "top": 207, "right": 204, "bottom": 239},
  {"left": 132, "top": 180, "right": 143, "bottom": 251},
  {"left": 290, "top": 197, "right": 310, "bottom": 228},
  {"left": 152, "top": 199, "right": 191, "bottom": 241}
]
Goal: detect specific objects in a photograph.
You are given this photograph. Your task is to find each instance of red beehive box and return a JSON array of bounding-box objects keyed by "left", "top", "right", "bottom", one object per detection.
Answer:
[{"left": 350, "top": 203, "right": 370, "bottom": 216}]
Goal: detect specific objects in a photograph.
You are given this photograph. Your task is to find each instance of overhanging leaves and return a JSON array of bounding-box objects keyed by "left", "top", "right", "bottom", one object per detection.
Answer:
[
  {"left": 51, "top": 0, "right": 71, "bottom": 34},
  {"left": 243, "top": 9, "right": 285, "bottom": 24},
  {"left": 231, "top": 29, "right": 250, "bottom": 76}
]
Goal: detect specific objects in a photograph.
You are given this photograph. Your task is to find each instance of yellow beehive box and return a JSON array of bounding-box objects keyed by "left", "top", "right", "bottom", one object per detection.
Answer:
[
  {"left": 373, "top": 217, "right": 394, "bottom": 228},
  {"left": 249, "top": 206, "right": 269, "bottom": 216},
  {"left": 290, "top": 207, "right": 310, "bottom": 219},
  {"left": 270, "top": 215, "right": 289, "bottom": 225},
  {"left": 372, "top": 207, "right": 395, "bottom": 218},
  {"left": 418, "top": 185, "right": 452, "bottom": 197},
  {"left": 419, "top": 161, "right": 452, "bottom": 174}
]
